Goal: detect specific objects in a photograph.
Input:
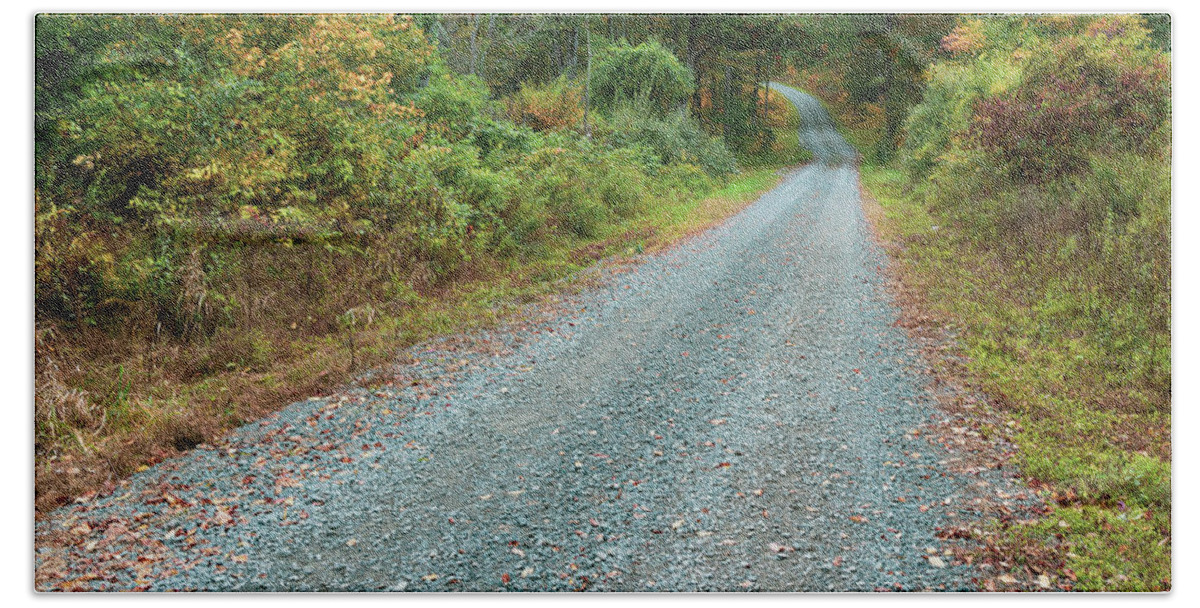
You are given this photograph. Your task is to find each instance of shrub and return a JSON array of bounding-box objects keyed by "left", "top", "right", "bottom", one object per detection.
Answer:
[
  {"left": 412, "top": 65, "right": 491, "bottom": 141},
  {"left": 505, "top": 76, "right": 584, "bottom": 132},
  {"left": 604, "top": 102, "right": 737, "bottom": 178},
  {"left": 971, "top": 29, "right": 1170, "bottom": 184},
  {"left": 591, "top": 39, "right": 695, "bottom": 116}
]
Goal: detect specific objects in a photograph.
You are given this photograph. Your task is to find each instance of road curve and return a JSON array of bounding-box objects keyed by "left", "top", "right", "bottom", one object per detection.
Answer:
[
  {"left": 771, "top": 83, "right": 858, "bottom": 164},
  {"left": 36, "top": 88, "right": 1024, "bottom": 592}
]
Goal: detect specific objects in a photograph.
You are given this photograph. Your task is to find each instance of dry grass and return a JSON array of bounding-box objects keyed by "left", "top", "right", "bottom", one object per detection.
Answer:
[{"left": 34, "top": 167, "right": 785, "bottom": 516}]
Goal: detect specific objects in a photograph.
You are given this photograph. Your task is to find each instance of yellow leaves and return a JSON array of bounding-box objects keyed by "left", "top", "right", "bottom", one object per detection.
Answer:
[
  {"left": 941, "top": 19, "right": 987, "bottom": 55},
  {"left": 184, "top": 159, "right": 226, "bottom": 182}
]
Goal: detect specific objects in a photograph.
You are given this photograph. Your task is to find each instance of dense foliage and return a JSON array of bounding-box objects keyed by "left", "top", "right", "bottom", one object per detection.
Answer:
[
  {"left": 879, "top": 14, "right": 1171, "bottom": 590},
  {"left": 34, "top": 14, "right": 737, "bottom": 449},
  {"left": 899, "top": 15, "right": 1170, "bottom": 399},
  {"left": 590, "top": 39, "right": 695, "bottom": 115}
]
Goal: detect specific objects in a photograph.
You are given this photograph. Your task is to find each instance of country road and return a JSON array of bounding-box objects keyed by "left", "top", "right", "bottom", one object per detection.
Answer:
[{"left": 36, "top": 86, "right": 1031, "bottom": 592}]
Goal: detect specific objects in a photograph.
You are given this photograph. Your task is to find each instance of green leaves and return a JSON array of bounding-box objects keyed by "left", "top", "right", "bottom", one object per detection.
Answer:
[{"left": 591, "top": 39, "right": 695, "bottom": 116}]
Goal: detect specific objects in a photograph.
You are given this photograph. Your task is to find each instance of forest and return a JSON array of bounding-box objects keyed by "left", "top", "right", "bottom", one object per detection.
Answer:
[
  {"left": 35, "top": 13, "right": 942, "bottom": 498},
  {"left": 34, "top": 13, "right": 1170, "bottom": 591}
]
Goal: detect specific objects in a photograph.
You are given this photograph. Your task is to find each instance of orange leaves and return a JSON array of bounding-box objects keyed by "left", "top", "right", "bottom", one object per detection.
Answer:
[
  {"left": 506, "top": 77, "right": 585, "bottom": 132},
  {"left": 941, "top": 19, "right": 987, "bottom": 55}
]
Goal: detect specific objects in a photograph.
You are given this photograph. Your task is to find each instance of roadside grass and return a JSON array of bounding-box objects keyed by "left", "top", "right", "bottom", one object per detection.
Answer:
[
  {"left": 860, "top": 165, "right": 1171, "bottom": 592},
  {"left": 35, "top": 164, "right": 788, "bottom": 515}
]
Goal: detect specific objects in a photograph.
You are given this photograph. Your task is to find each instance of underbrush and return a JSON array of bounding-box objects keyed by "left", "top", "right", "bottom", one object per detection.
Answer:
[
  {"left": 861, "top": 166, "right": 1170, "bottom": 592},
  {"left": 34, "top": 166, "right": 784, "bottom": 514},
  {"left": 34, "top": 16, "right": 819, "bottom": 515}
]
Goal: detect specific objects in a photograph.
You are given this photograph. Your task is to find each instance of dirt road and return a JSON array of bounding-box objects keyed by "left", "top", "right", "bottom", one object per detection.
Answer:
[{"left": 36, "top": 85, "right": 1030, "bottom": 592}]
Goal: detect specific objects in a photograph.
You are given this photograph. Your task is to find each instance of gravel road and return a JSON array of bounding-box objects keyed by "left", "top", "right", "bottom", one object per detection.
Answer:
[{"left": 36, "top": 86, "right": 1032, "bottom": 592}]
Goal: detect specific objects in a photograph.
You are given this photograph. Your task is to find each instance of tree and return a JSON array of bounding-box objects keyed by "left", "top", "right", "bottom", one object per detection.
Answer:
[{"left": 591, "top": 39, "right": 695, "bottom": 115}]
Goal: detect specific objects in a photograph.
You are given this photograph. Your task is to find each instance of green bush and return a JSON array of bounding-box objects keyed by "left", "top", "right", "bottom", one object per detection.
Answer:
[
  {"left": 33, "top": 14, "right": 733, "bottom": 370},
  {"left": 604, "top": 102, "right": 737, "bottom": 178},
  {"left": 412, "top": 65, "right": 492, "bottom": 141},
  {"left": 591, "top": 39, "right": 695, "bottom": 116},
  {"left": 505, "top": 76, "right": 584, "bottom": 132}
]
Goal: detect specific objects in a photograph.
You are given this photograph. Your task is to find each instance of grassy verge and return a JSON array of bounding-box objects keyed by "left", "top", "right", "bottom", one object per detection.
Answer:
[
  {"left": 859, "top": 165, "right": 1170, "bottom": 592},
  {"left": 35, "top": 166, "right": 786, "bottom": 515}
]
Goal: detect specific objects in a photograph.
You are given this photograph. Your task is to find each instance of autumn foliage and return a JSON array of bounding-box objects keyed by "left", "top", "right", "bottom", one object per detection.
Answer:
[
  {"left": 889, "top": 15, "right": 1170, "bottom": 589},
  {"left": 34, "top": 14, "right": 735, "bottom": 506}
]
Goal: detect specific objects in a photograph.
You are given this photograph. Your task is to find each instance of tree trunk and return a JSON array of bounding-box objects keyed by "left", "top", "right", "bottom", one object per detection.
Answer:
[
  {"left": 478, "top": 14, "right": 495, "bottom": 81},
  {"left": 723, "top": 63, "right": 731, "bottom": 142},
  {"left": 571, "top": 22, "right": 579, "bottom": 78},
  {"left": 879, "top": 14, "right": 899, "bottom": 161},
  {"left": 468, "top": 14, "right": 479, "bottom": 76},
  {"left": 752, "top": 56, "right": 761, "bottom": 135},
  {"left": 764, "top": 79, "right": 771, "bottom": 124},
  {"left": 686, "top": 16, "right": 700, "bottom": 112},
  {"left": 583, "top": 17, "right": 592, "bottom": 138}
]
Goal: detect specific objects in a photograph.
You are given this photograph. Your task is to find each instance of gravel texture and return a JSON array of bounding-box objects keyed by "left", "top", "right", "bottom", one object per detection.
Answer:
[{"left": 35, "top": 86, "right": 1034, "bottom": 592}]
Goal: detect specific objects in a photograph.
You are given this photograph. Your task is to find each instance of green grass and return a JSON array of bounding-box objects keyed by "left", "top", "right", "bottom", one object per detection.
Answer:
[
  {"left": 860, "top": 165, "right": 1171, "bottom": 592},
  {"left": 36, "top": 161, "right": 790, "bottom": 514}
]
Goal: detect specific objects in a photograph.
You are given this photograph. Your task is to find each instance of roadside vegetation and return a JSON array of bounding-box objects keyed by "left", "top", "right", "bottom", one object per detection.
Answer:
[
  {"left": 34, "top": 12, "right": 1172, "bottom": 592},
  {"left": 856, "top": 14, "right": 1170, "bottom": 591},
  {"left": 34, "top": 14, "right": 805, "bottom": 513}
]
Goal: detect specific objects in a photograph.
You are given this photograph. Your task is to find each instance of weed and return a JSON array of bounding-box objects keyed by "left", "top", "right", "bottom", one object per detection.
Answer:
[{"left": 861, "top": 164, "right": 1170, "bottom": 591}]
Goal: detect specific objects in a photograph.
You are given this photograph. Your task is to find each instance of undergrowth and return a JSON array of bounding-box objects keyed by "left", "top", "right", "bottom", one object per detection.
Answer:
[
  {"left": 861, "top": 166, "right": 1170, "bottom": 592},
  {"left": 34, "top": 165, "right": 786, "bottom": 514}
]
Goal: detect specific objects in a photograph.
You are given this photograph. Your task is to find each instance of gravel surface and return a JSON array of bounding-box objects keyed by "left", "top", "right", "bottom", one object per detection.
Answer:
[{"left": 35, "top": 86, "right": 1034, "bottom": 592}]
